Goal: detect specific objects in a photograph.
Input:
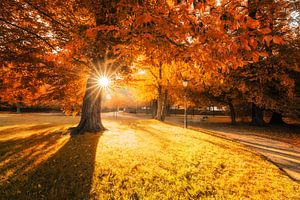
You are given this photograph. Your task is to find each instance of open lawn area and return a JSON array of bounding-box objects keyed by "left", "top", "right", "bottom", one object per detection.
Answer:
[
  {"left": 0, "top": 113, "right": 299, "bottom": 199},
  {"left": 163, "top": 114, "right": 300, "bottom": 181}
]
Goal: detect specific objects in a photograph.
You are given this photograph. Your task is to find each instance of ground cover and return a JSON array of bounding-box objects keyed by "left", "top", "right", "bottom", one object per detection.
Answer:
[{"left": 0, "top": 113, "right": 299, "bottom": 199}]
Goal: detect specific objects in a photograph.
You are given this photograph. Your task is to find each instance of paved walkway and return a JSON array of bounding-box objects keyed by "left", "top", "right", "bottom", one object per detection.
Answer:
[{"left": 163, "top": 115, "right": 300, "bottom": 182}]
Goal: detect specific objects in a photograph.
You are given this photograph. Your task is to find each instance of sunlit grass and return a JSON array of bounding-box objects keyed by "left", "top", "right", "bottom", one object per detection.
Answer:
[
  {"left": 0, "top": 113, "right": 299, "bottom": 199},
  {"left": 90, "top": 119, "right": 300, "bottom": 199}
]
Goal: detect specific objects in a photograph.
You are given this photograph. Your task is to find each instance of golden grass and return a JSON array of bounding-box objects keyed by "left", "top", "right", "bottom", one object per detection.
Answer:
[
  {"left": 0, "top": 113, "right": 299, "bottom": 199},
  {"left": 91, "top": 120, "right": 300, "bottom": 199}
]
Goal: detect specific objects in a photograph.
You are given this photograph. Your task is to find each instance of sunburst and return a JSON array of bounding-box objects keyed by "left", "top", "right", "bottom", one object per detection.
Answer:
[
  {"left": 85, "top": 59, "right": 117, "bottom": 104},
  {"left": 97, "top": 76, "right": 110, "bottom": 88}
]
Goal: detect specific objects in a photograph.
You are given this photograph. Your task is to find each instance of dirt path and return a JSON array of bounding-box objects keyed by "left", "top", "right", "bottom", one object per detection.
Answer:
[{"left": 161, "top": 114, "right": 300, "bottom": 182}]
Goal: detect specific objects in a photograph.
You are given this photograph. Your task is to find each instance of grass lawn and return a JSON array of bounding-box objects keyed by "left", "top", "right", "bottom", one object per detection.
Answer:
[
  {"left": 0, "top": 113, "right": 299, "bottom": 199},
  {"left": 165, "top": 114, "right": 300, "bottom": 146}
]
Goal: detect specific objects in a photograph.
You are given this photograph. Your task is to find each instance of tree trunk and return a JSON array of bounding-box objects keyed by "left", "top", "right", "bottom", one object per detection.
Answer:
[
  {"left": 251, "top": 103, "right": 264, "bottom": 126},
  {"left": 269, "top": 112, "right": 286, "bottom": 125},
  {"left": 151, "top": 99, "right": 157, "bottom": 118},
  {"left": 166, "top": 103, "right": 171, "bottom": 116},
  {"left": 155, "top": 88, "right": 169, "bottom": 121},
  {"left": 228, "top": 101, "right": 236, "bottom": 125},
  {"left": 71, "top": 76, "right": 105, "bottom": 135},
  {"left": 155, "top": 62, "right": 166, "bottom": 121},
  {"left": 155, "top": 84, "right": 164, "bottom": 121},
  {"left": 16, "top": 102, "right": 21, "bottom": 113},
  {"left": 161, "top": 89, "right": 168, "bottom": 120},
  {"left": 165, "top": 90, "right": 170, "bottom": 117}
]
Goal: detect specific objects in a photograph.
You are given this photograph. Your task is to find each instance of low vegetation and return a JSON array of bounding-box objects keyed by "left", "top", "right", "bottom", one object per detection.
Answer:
[{"left": 0, "top": 114, "right": 299, "bottom": 199}]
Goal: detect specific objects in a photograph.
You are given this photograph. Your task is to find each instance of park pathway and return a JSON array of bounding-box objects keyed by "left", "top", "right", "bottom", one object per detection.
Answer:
[{"left": 161, "top": 114, "right": 300, "bottom": 182}]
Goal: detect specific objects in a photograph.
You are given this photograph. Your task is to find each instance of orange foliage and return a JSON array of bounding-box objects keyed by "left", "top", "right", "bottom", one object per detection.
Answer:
[{"left": 0, "top": 0, "right": 298, "bottom": 116}]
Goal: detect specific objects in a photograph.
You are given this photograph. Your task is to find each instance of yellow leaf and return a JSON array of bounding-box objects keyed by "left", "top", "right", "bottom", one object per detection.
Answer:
[
  {"left": 72, "top": 112, "right": 78, "bottom": 117},
  {"left": 167, "top": 0, "right": 175, "bottom": 8},
  {"left": 259, "top": 51, "right": 268, "bottom": 57}
]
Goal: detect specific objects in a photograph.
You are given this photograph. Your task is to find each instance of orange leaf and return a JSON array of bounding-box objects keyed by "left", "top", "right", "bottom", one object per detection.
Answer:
[
  {"left": 259, "top": 27, "right": 272, "bottom": 34},
  {"left": 86, "top": 28, "right": 96, "bottom": 38},
  {"left": 241, "top": 38, "right": 251, "bottom": 51},
  {"left": 259, "top": 51, "right": 268, "bottom": 57},
  {"left": 273, "top": 36, "right": 284, "bottom": 44},
  {"left": 249, "top": 36, "right": 257, "bottom": 49},
  {"left": 240, "top": 82, "right": 246, "bottom": 93},
  {"left": 247, "top": 16, "right": 260, "bottom": 29},
  {"left": 263, "top": 35, "right": 272, "bottom": 47},
  {"left": 252, "top": 52, "right": 259, "bottom": 62},
  {"left": 144, "top": 13, "right": 152, "bottom": 23}
]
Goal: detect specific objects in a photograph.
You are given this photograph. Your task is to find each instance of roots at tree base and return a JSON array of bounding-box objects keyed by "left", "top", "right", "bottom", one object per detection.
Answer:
[
  {"left": 71, "top": 118, "right": 106, "bottom": 135},
  {"left": 269, "top": 112, "right": 286, "bottom": 125}
]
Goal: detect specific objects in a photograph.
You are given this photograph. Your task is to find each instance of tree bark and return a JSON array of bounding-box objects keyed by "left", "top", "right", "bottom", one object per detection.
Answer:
[
  {"left": 228, "top": 101, "right": 236, "bottom": 125},
  {"left": 162, "top": 89, "right": 168, "bottom": 120},
  {"left": 155, "top": 62, "right": 166, "bottom": 121},
  {"left": 155, "top": 87, "right": 169, "bottom": 121},
  {"left": 16, "top": 102, "right": 21, "bottom": 113},
  {"left": 71, "top": 76, "right": 105, "bottom": 135},
  {"left": 151, "top": 99, "right": 157, "bottom": 119},
  {"left": 166, "top": 100, "right": 171, "bottom": 117},
  {"left": 155, "top": 84, "right": 164, "bottom": 121},
  {"left": 269, "top": 112, "right": 286, "bottom": 125},
  {"left": 251, "top": 103, "right": 265, "bottom": 126}
]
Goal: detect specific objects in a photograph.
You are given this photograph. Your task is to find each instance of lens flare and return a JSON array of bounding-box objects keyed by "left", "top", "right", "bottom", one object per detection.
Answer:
[{"left": 98, "top": 76, "right": 110, "bottom": 88}]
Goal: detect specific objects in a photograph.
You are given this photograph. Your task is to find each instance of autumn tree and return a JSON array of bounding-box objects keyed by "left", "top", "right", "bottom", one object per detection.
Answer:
[
  {"left": 1, "top": 0, "right": 129, "bottom": 134},
  {"left": 185, "top": 0, "right": 296, "bottom": 126},
  {"left": 237, "top": 0, "right": 297, "bottom": 125},
  {"left": 131, "top": 60, "right": 179, "bottom": 121},
  {"left": 1, "top": 0, "right": 297, "bottom": 135},
  {"left": 125, "top": 0, "right": 273, "bottom": 122}
]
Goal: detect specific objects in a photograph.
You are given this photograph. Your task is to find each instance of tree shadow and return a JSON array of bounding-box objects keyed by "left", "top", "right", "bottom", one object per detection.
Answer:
[
  {"left": 0, "top": 128, "right": 101, "bottom": 200},
  {"left": 0, "top": 124, "right": 55, "bottom": 134},
  {"left": 0, "top": 125, "right": 69, "bottom": 182}
]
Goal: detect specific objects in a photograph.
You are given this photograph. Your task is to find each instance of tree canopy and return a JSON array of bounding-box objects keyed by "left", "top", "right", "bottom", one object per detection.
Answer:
[{"left": 1, "top": 0, "right": 299, "bottom": 131}]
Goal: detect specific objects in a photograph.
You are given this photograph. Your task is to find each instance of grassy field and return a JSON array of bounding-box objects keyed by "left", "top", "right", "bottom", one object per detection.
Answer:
[{"left": 0, "top": 113, "right": 299, "bottom": 199}]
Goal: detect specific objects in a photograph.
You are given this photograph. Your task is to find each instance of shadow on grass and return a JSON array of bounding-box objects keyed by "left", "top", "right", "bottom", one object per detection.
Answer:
[
  {"left": 0, "top": 124, "right": 56, "bottom": 136},
  {"left": 0, "top": 127, "right": 101, "bottom": 200}
]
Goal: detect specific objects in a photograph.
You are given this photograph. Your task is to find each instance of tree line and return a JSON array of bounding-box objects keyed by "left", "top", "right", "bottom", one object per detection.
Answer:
[{"left": 0, "top": 0, "right": 299, "bottom": 134}]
